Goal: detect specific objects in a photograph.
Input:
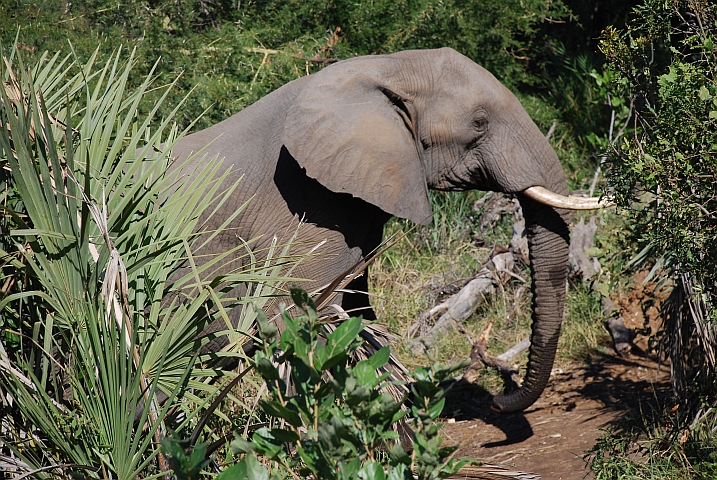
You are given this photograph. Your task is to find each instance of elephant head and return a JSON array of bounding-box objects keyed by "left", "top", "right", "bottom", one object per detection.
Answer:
[{"left": 277, "top": 48, "right": 601, "bottom": 413}]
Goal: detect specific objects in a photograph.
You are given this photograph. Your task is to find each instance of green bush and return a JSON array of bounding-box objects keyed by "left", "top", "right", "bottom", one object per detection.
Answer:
[
  {"left": 589, "top": 0, "right": 717, "bottom": 477},
  {"left": 602, "top": 0, "right": 717, "bottom": 297},
  {"left": 1, "top": 1, "right": 637, "bottom": 193},
  {"left": 0, "top": 1, "right": 581, "bottom": 129},
  {"left": 195, "top": 287, "right": 472, "bottom": 480}
]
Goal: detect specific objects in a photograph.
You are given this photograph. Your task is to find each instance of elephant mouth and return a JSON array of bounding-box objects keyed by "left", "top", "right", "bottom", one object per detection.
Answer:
[{"left": 522, "top": 186, "right": 613, "bottom": 210}]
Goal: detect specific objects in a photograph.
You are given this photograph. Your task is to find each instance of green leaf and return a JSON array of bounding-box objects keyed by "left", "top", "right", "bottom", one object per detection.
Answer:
[
  {"left": 425, "top": 423, "right": 442, "bottom": 437},
  {"left": 279, "top": 314, "right": 299, "bottom": 351},
  {"left": 389, "top": 443, "right": 411, "bottom": 465},
  {"left": 229, "top": 436, "right": 256, "bottom": 454},
  {"left": 256, "top": 310, "right": 278, "bottom": 341},
  {"left": 255, "top": 356, "right": 280, "bottom": 382},
  {"left": 186, "top": 449, "right": 211, "bottom": 477},
  {"left": 365, "top": 346, "right": 390, "bottom": 371},
  {"left": 412, "top": 367, "right": 431, "bottom": 383},
  {"left": 280, "top": 314, "right": 311, "bottom": 363},
  {"left": 326, "top": 316, "right": 363, "bottom": 359},
  {"left": 160, "top": 436, "right": 186, "bottom": 467},
  {"left": 290, "top": 286, "right": 318, "bottom": 319},
  {"left": 390, "top": 408, "right": 409, "bottom": 425},
  {"left": 353, "top": 360, "right": 390, "bottom": 389},
  {"left": 244, "top": 454, "right": 269, "bottom": 480},
  {"left": 317, "top": 348, "right": 348, "bottom": 372},
  {"left": 699, "top": 85, "right": 711, "bottom": 101},
  {"left": 217, "top": 453, "right": 269, "bottom": 480},
  {"left": 387, "top": 464, "right": 409, "bottom": 480},
  {"left": 339, "top": 458, "right": 362, "bottom": 480},
  {"left": 358, "top": 461, "right": 386, "bottom": 480},
  {"left": 289, "top": 358, "right": 319, "bottom": 398},
  {"left": 217, "top": 461, "right": 248, "bottom": 480},
  {"left": 658, "top": 68, "right": 678, "bottom": 86},
  {"left": 315, "top": 381, "right": 336, "bottom": 401},
  {"left": 318, "top": 416, "right": 342, "bottom": 452},
  {"left": 346, "top": 383, "right": 371, "bottom": 406},
  {"left": 297, "top": 445, "right": 322, "bottom": 475},
  {"left": 259, "top": 399, "right": 303, "bottom": 428},
  {"left": 313, "top": 343, "right": 329, "bottom": 371},
  {"left": 267, "top": 428, "right": 300, "bottom": 443},
  {"left": 251, "top": 427, "right": 284, "bottom": 460}
]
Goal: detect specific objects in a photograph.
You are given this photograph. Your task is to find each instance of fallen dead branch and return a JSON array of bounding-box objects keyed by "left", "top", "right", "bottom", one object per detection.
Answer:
[
  {"left": 406, "top": 267, "right": 495, "bottom": 354},
  {"left": 497, "top": 338, "right": 531, "bottom": 363},
  {"left": 568, "top": 216, "right": 600, "bottom": 282},
  {"left": 246, "top": 47, "right": 340, "bottom": 64},
  {"left": 407, "top": 193, "right": 528, "bottom": 354},
  {"left": 470, "top": 318, "right": 522, "bottom": 389},
  {"left": 449, "top": 464, "right": 540, "bottom": 480},
  {"left": 601, "top": 296, "right": 634, "bottom": 355}
]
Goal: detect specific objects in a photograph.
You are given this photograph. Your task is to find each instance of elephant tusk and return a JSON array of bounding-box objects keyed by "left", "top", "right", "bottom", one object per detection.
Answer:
[{"left": 522, "top": 186, "right": 614, "bottom": 210}]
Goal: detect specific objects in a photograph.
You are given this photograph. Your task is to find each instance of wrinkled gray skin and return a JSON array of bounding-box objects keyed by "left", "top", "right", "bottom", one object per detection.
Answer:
[{"left": 173, "top": 48, "right": 570, "bottom": 413}]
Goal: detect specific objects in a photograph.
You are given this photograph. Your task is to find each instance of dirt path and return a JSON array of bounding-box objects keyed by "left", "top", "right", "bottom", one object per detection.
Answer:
[{"left": 440, "top": 353, "right": 671, "bottom": 479}]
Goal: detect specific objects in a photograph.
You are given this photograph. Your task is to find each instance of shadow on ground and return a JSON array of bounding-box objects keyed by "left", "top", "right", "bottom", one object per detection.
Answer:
[{"left": 439, "top": 352, "right": 671, "bottom": 479}]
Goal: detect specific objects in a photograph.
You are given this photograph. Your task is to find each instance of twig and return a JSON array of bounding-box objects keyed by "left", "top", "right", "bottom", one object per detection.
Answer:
[
  {"left": 406, "top": 269, "right": 495, "bottom": 352},
  {"left": 545, "top": 121, "right": 558, "bottom": 141},
  {"left": 589, "top": 98, "right": 633, "bottom": 197},
  {"left": 496, "top": 338, "right": 531, "bottom": 363},
  {"left": 12, "top": 463, "right": 99, "bottom": 480},
  {"left": 245, "top": 47, "right": 339, "bottom": 65},
  {"left": 292, "top": 55, "right": 340, "bottom": 64},
  {"left": 448, "top": 464, "right": 540, "bottom": 479},
  {"left": 470, "top": 318, "right": 523, "bottom": 388},
  {"left": 243, "top": 382, "right": 267, "bottom": 441},
  {"left": 246, "top": 47, "right": 279, "bottom": 55},
  {"left": 588, "top": 104, "right": 616, "bottom": 198}
]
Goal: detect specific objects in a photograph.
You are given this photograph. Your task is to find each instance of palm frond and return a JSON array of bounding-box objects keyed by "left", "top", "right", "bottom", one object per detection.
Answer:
[{"left": 0, "top": 43, "right": 303, "bottom": 478}]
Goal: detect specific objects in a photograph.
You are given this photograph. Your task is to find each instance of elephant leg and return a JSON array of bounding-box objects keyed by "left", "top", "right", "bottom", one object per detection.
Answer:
[
  {"left": 342, "top": 273, "right": 377, "bottom": 320},
  {"left": 340, "top": 211, "right": 389, "bottom": 320}
]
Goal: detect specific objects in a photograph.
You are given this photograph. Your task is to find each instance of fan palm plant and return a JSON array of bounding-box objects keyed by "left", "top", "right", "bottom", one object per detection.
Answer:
[{"left": 0, "top": 44, "right": 301, "bottom": 478}]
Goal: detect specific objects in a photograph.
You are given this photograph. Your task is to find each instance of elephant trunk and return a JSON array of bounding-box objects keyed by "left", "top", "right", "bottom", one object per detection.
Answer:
[{"left": 492, "top": 196, "right": 571, "bottom": 413}]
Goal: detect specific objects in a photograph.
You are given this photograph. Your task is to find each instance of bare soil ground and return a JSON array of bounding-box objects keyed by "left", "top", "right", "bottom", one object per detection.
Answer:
[
  {"left": 440, "top": 352, "right": 671, "bottom": 479},
  {"left": 435, "top": 271, "right": 674, "bottom": 479}
]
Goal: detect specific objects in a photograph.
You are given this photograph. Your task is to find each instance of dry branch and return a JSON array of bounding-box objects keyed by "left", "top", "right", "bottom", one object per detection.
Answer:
[
  {"left": 470, "top": 318, "right": 522, "bottom": 388},
  {"left": 407, "top": 198, "right": 618, "bottom": 401},
  {"left": 666, "top": 274, "right": 717, "bottom": 399},
  {"left": 245, "top": 47, "right": 339, "bottom": 64},
  {"left": 497, "top": 338, "right": 531, "bottom": 363},
  {"left": 449, "top": 464, "right": 540, "bottom": 479},
  {"left": 407, "top": 193, "right": 527, "bottom": 354},
  {"left": 406, "top": 268, "right": 495, "bottom": 354}
]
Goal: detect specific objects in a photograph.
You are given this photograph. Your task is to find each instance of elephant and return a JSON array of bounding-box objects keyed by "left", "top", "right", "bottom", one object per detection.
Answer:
[{"left": 172, "top": 47, "right": 602, "bottom": 413}]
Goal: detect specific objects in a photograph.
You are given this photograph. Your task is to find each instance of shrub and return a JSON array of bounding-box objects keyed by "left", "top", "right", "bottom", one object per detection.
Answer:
[
  {"left": 590, "top": 0, "right": 717, "bottom": 476},
  {"left": 601, "top": 0, "right": 717, "bottom": 298},
  {"left": 207, "top": 287, "right": 472, "bottom": 480}
]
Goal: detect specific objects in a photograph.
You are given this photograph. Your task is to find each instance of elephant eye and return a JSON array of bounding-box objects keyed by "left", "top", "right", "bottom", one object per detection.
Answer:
[{"left": 473, "top": 117, "right": 489, "bottom": 134}]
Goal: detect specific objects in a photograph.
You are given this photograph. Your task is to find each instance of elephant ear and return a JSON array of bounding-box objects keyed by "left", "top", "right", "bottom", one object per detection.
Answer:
[{"left": 282, "top": 58, "right": 432, "bottom": 225}]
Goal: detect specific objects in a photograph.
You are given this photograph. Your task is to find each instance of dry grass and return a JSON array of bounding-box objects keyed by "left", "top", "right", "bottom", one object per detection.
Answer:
[{"left": 369, "top": 214, "right": 610, "bottom": 385}]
